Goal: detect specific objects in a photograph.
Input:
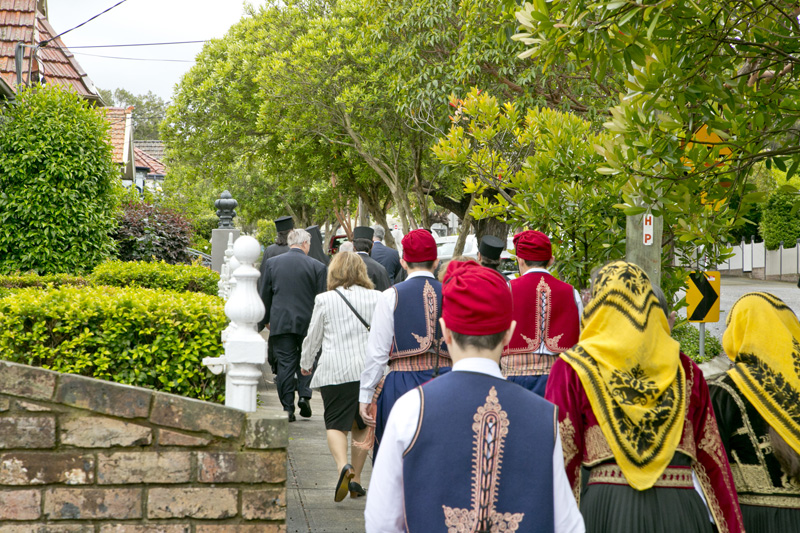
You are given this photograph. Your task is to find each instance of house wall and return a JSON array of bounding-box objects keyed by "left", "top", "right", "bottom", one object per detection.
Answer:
[{"left": 0, "top": 360, "right": 287, "bottom": 532}]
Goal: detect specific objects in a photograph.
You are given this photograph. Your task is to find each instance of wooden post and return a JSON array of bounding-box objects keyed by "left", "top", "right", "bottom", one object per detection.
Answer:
[{"left": 626, "top": 213, "right": 663, "bottom": 287}]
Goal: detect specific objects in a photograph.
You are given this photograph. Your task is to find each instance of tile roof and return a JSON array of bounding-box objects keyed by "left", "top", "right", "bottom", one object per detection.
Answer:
[
  {"left": 0, "top": 0, "right": 101, "bottom": 100},
  {"left": 134, "top": 146, "right": 166, "bottom": 176},
  {"left": 103, "top": 106, "right": 132, "bottom": 165},
  {"left": 133, "top": 140, "right": 166, "bottom": 162}
]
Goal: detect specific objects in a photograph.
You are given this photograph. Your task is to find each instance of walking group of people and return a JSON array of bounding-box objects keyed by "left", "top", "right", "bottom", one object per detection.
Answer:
[{"left": 257, "top": 216, "right": 800, "bottom": 533}]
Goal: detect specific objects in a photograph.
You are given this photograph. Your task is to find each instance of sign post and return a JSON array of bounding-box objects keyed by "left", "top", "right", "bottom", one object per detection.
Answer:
[
  {"left": 686, "top": 271, "right": 721, "bottom": 359},
  {"left": 626, "top": 212, "right": 663, "bottom": 287}
]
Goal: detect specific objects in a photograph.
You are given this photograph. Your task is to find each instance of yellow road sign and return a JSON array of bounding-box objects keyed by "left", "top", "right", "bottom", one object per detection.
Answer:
[{"left": 686, "top": 271, "right": 721, "bottom": 323}]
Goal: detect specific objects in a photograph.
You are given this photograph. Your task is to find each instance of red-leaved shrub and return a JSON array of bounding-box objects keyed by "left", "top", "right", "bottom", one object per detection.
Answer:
[{"left": 113, "top": 202, "right": 192, "bottom": 264}]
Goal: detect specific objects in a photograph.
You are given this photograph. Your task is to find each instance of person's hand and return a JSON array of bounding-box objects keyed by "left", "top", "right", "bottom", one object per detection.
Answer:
[
  {"left": 300, "top": 368, "right": 312, "bottom": 376},
  {"left": 359, "top": 402, "right": 375, "bottom": 427}
]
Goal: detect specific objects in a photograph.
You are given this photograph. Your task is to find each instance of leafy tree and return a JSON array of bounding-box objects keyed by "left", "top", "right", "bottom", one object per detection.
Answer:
[
  {"left": 514, "top": 0, "right": 800, "bottom": 268},
  {"left": 101, "top": 87, "right": 167, "bottom": 140},
  {"left": 434, "top": 90, "right": 625, "bottom": 288},
  {"left": 0, "top": 86, "right": 119, "bottom": 274},
  {"left": 760, "top": 190, "right": 800, "bottom": 250}
]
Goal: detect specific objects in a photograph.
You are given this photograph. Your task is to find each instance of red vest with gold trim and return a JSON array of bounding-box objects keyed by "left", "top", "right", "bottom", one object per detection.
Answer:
[{"left": 505, "top": 271, "right": 579, "bottom": 355}]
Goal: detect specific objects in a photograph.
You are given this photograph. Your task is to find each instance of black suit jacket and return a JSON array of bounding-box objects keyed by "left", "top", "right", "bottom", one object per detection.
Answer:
[
  {"left": 263, "top": 243, "right": 289, "bottom": 261},
  {"left": 370, "top": 241, "right": 402, "bottom": 285},
  {"left": 357, "top": 252, "right": 391, "bottom": 292},
  {"left": 258, "top": 248, "right": 327, "bottom": 334}
]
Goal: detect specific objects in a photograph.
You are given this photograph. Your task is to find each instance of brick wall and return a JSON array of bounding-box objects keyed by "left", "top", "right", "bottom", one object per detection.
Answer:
[{"left": 0, "top": 360, "right": 287, "bottom": 532}]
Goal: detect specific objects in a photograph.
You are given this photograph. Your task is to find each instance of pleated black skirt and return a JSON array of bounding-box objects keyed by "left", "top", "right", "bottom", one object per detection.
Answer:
[
  {"left": 741, "top": 504, "right": 800, "bottom": 533},
  {"left": 319, "top": 381, "right": 365, "bottom": 432}
]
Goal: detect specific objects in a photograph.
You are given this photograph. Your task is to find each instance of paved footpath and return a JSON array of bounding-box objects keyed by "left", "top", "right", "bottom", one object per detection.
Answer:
[{"left": 259, "top": 391, "right": 371, "bottom": 533}]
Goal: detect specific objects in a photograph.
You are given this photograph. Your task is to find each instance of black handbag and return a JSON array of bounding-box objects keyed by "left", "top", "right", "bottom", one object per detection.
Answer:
[{"left": 334, "top": 289, "right": 371, "bottom": 331}]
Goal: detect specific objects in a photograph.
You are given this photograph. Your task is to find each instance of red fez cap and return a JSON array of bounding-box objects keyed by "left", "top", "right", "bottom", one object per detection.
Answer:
[
  {"left": 513, "top": 230, "right": 552, "bottom": 261},
  {"left": 443, "top": 261, "right": 513, "bottom": 335},
  {"left": 402, "top": 229, "right": 437, "bottom": 263}
]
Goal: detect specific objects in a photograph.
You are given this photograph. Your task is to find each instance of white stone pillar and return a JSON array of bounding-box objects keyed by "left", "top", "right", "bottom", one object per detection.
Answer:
[{"left": 203, "top": 235, "right": 266, "bottom": 412}]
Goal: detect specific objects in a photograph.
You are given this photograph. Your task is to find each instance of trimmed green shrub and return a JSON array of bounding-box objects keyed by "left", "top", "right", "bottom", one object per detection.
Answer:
[
  {"left": 0, "top": 286, "right": 226, "bottom": 402},
  {"left": 672, "top": 322, "right": 722, "bottom": 364},
  {"left": 0, "top": 273, "right": 89, "bottom": 289},
  {"left": 760, "top": 190, "right": 800, "bottom": 251},
  {"left": 90, "top": 261, "right": 219, "bottom": 295},
  {"left": 113, "top": 201, "right": 193, "bottom": 264},
  {"left": 0, "top": 86, "right": 119, "bottom": 274}
]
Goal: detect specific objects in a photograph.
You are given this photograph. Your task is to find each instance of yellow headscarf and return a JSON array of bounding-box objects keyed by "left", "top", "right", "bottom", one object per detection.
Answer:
[
  {"left": 724, "top": 292, "right": 800, "bottom": 455},
  {"left": 560, "top": 261, "right": 686, "bottom": 490}
]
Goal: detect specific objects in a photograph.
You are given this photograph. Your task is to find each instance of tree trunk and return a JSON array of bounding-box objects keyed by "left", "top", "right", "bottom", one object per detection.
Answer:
[
  {"left": 453, "top": 195, "right": 477, "bottom": 257},
  {"left": 474, "top": 217, "right": 509, "bottom": 243}
]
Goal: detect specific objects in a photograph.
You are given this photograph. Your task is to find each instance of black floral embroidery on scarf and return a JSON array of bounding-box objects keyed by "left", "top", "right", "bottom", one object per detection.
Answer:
[
  {"left": 593, "top": 261, "right": 650, "bottom": 298},
  {"left": 612, "top": 385, "right": 677, "bottom": 456},
  {"left": 792, "top": 339, "right": 800, "bottom": 381},
  {"left": 739, "top": 352, "right": 800, "bottom": 426},
  {"left": 610, "top": 365, "right": 659, "bottom": 406}
]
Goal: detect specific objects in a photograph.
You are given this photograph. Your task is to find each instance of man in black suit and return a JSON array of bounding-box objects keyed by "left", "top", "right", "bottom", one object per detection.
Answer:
[
  {"left": 258, "top": 228, "right": 327, "bottom": 421},
  {"left": 353, "top": 226, "right": 391, "bottom": 292},
  {"left": 370, "top": 225, "right": 403, "bottom": 285}
]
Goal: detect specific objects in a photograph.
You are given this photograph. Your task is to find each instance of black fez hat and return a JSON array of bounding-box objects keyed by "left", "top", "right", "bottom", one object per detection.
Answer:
[
  {"left": 353, "top": 226, "right": 374, "bottom": 240},
  {"left": 479, "top": 235, "right": 505, "bottom": 261},
  {"left": 274, "top": 216, "right": 294, "bottom": 232}
]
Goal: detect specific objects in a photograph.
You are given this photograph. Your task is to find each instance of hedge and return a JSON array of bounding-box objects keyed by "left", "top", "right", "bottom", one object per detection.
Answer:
[
  {"left": 0, "top": 273, "right": 89, "bottom": 289},
  {"left": 0, "top": 286, "right": 226, "bottom": 402},
  {"left": 90, "top": 261, "right": 219, "bottom": 296},
  {"left": 760, "top": 190, "right": 800, "bottom": 251},
  {"left": 672, "top": 322, "right": 722, "bottom": 364}
]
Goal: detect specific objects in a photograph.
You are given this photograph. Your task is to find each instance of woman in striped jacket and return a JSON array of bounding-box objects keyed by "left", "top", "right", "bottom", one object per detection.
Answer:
[{"left": 301, "top": 251, "right": 382, "bottom": 502}]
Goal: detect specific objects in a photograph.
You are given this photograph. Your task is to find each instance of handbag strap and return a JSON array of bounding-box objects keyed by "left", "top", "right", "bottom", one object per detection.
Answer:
[{"left": 334, "top": 288, "right": 371, "bottom": 331}]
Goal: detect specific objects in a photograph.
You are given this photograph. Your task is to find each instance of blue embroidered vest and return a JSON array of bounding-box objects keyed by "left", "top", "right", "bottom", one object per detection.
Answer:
[
  {"left": 403, "top": 371, "right": 556, "bottom": 533},
  {"left": 390, "top": 276, "right": 449, "bottom": 359}
]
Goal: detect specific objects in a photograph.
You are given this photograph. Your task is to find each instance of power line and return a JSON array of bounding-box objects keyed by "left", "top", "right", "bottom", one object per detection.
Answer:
[
  {"left": 66, "top": 40, "right": 209, "bottom": 49},
  {"left": 72, "top": 51, "right": 194, "bottom": 63},
  {"left": 41, "top": 0, "right": 131, "bottom": 47}
]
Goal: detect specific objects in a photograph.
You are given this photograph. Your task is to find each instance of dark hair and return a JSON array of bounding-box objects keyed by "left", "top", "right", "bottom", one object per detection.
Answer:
[
  {"left": 353, "top": 238, "right": 373, "bottom": 254},
  {"left": 650, "top": 285, "right": 671, "bottom": 319},
  {"left": 450, "top": 330, "right": 507, "bottom": 351},
  {"left": 480, "top": 257, "right": 502, "bottom": 270},
  {"left": 405, "top": 260, "right": 435, "bottom": 270},
  {"left": 275, "top": 229, "right": 291, "bottom": 246},
  {"left": 770, "top": 426, "right": 800, "bottom": 484},
  {"left": 523, "top": 259, "right": 549, "bottom": 268}
]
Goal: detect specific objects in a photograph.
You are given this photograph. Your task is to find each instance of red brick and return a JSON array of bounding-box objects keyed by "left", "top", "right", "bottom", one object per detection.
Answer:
[
  {"left": 150, "top": 393, "right": 244, "bottom": 439},
  {"left": 195, "top": 526, "right": 286, "bottom": 533},
  {"left": 0, "top": 452, "right": 93, "bottom": 485},
  {"left": 147, "top": 487, "right": 237, "bottom": 519},
  {"left": 0, "top": 360, "right": 57, "bottom": 400},
  {"left": 44, "top": 488, "right": 142, "bottom": 519},
  {"left": 0, "top": 416, "right": 55, "bottom": 448},
  {"left": 97, "top": 452, "right": 190, "bottom": 484},
  {"left": 0, "top": 489, "right": 41, "bottom": 520},
  {"left": 242, "top": 487, "right": 286, "bottom": 520},
  {"left": 60, "top": 416, "right": 152, "bottom": 448},
  {"left": 158, "top": 429, "right": 210, "bottom": 447},
  {"left": 198, "top": 451, "right": 286, "bottom": 483},
  {"left": 99, "top": 526, "right": 190, "bottom": 533}
]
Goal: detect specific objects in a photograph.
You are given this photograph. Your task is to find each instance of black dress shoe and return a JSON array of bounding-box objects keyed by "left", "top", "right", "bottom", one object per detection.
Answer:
[
  {"left": 298, "top": 397, "right": 312, "bottom": 418},
  {"left": 287, "top": 412, "right": 296, "bottom": 423},
  {"left": 349, "top": 481, "right": 366, "bottom": 498},
  {"left": 334, "top": 464, "right": 355, "bottom": 502}
]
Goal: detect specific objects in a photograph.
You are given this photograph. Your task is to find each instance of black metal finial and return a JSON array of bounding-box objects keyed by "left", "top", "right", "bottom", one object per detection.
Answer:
[{"left": 215, "top": 190, "right": 238, "bottom": 229}]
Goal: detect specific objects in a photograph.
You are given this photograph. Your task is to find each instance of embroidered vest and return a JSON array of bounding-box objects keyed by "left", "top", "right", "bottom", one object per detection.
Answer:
[
  {"left": 390, "top": 276, "right": 449, "bottom": 360},
  {"left": 505, "top": 272, "right": 579, "bottom": 355},
  {"left": 403, "top": 371, "right": 556, "bottom": 533}
]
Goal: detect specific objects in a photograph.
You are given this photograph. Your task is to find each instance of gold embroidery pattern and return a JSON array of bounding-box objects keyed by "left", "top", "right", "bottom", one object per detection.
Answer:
[
  {"left": 500, "top": 353, "right": 558, "bottom": 376},
  {"left": 391, "top": 281, "right": 443, "bottom": 359},
  {"left": 739, "top": 493, "right": 800, "bottom": 508},
  {"left": 588, "top": 464, "right": 694, "bottom": 488},
  {"left": 693, "top": 462, "right": 728, "bottom": 533},
  {"left": 442, "top": 387, "right": 524, "bottom": 532},
  {"left": 696, "top": 410, "right": 737, "bottom": 533},
  {"left": 584, "top": 425, "right": 614, "bottom": 465},
  {"left": 559, "top": 415, "right": 581, "bottom": 502}
]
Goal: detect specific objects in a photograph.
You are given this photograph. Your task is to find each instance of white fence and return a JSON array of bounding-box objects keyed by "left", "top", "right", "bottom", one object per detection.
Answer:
[{"left": 716, "top": 238, "right": 800, "bottom": 281}]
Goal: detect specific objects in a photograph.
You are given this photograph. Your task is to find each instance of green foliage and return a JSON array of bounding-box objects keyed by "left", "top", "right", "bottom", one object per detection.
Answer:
[
  {"left": 90, "top": 261, "right": 219, "bottom": 296},
  {"left": 254, "top": 219, "right": 278, "bottom": 249},
  {"left": 0, "top": 286, "right": 226, "bottom": 402},
  {"left": 100, "top": 88, "right": 167, "bottom": 140},
  {"left": 434, "top": 90, "right": 625, "bottom": 288},
  {"left": 0, "top": 86, "right": 120, "bottom": 275},
  {"left": 0, "top": 273, "right": 88, "bottom": 289},
  {"left": 672, "top": 323, "right": 722, "bottom": 364},
  {"left": 514, "top": 0, "right": 800, "bottom": 270},
  {"left": 760, "top": 191, "right": 800, "bottom": 250}
]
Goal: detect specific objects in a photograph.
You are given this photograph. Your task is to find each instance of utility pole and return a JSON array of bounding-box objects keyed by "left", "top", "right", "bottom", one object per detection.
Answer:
[{"left": 626, "top": 211, "right": 663, "bottom": 287}]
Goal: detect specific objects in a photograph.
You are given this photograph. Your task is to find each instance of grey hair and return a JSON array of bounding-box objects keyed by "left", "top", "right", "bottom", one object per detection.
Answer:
[
  {"left": 372, "top": 225, "right": 386, "bottom": 240},
  {"left": 287, "top": 228, "right": 311, "bottom": 247},
  {"left": 339, "top": 241, "right": 355, "bottom": 252}
]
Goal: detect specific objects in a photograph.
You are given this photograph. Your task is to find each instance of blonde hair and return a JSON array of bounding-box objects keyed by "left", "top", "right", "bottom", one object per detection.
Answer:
[
  {"left": 437, "top": 256, "right": 478, "bottom": 282},
  {"left": 327, "top": 252, "right": 374, "bottom": 291}
]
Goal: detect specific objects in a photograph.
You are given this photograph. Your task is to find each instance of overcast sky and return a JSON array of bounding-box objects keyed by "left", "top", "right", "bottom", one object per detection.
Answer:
[{"left": 48, "top": 0, "right": 263, "bottom": 102}]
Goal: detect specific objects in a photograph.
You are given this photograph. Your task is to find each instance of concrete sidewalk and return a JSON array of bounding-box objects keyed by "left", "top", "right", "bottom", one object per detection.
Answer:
[{"left": 259, "top": 390, "right": 371, "bottom": 533}]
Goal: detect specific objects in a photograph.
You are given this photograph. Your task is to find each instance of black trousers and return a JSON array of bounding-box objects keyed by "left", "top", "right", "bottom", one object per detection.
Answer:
[{"left": 270, "top": 333, "right": 313, "bottom": 412}]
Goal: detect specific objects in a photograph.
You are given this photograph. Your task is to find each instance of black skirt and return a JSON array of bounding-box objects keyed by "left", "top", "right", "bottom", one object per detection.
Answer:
[{"left": 320, "top": 381, "right": 366, "bottom": 432}]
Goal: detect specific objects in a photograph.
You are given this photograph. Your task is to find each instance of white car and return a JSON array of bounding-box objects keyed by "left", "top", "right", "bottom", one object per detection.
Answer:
[{"left": 436, "top": 235, "right": 519, "bottom": 276}]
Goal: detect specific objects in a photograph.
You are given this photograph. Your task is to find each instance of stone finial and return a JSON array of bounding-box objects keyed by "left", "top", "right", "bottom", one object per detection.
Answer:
[
  {"left": 218, "top": 233, "right": 237, "bottom": 300},
  {"left": 203, "top": 236, "right": 267, "bottom": 412},
  {"left": 215, "top": 191, "right": 238, "bottom": 229}
]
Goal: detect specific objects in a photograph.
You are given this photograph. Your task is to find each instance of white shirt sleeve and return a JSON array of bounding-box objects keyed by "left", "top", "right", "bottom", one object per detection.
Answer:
[
  {"left": 300, "top": 296, "right": 325, "bottom": 371},
  {"left": 573, "top": 288, "right": 584, "bottom": 320},
  {"left": 553, "top": 426, "right": 586, "bottom": 533},
  {"left": 359, "top": 288, "right": 396, "bottom": 403},
  {"left": 364, "top": 388, "right": 420, "bottom": 533}
]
